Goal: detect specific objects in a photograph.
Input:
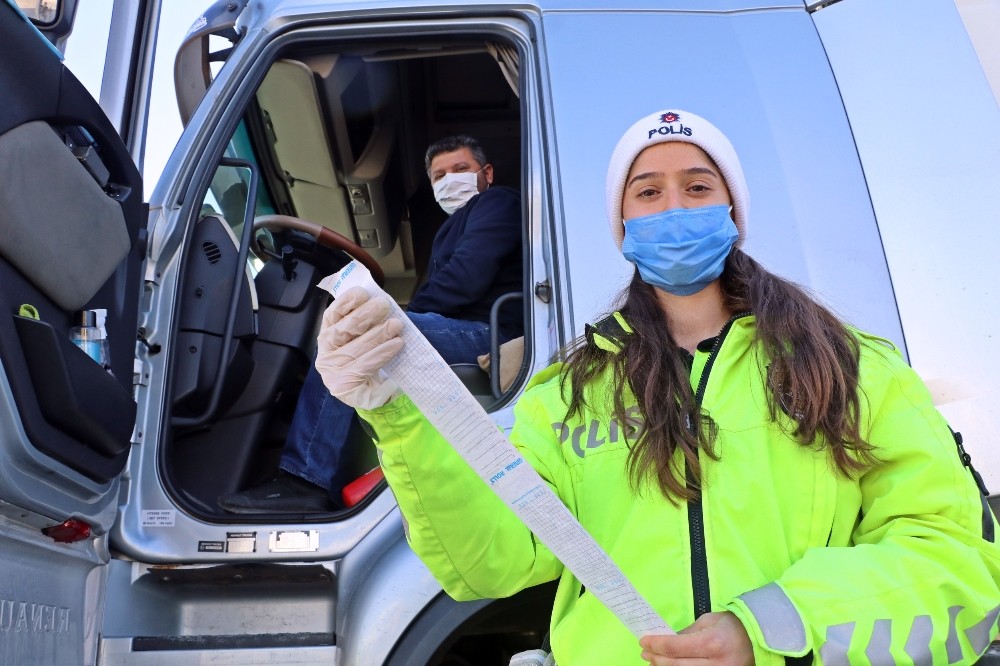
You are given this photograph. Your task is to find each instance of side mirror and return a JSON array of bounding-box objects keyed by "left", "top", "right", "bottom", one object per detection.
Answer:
[
  {"left": 16, "top": 0, "right": 59, "bottom": 24},
  {"left": 14, "top": 0, "right": 78, "bottom": 52},
  {"left": 173, "top": 0, "right": 248, "bottom": 126}
]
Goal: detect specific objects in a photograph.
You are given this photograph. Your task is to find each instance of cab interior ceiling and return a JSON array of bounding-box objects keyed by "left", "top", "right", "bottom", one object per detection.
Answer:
[{"left": 165, "top": 36, "right": 522, "bottom": 517}]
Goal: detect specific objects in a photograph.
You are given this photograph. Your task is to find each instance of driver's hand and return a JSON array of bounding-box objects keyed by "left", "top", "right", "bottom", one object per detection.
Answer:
[{"left": 315, "top": 286, "right": 404, "bottom": 410}]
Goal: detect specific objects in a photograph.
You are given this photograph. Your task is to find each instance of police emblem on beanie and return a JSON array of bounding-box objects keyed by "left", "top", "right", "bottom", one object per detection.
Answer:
[{"left": 605, "top": 109, "right": 749, "bottom": 250}]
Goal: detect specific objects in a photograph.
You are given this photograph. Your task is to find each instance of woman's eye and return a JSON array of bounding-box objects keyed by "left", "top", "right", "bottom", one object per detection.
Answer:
[
  {"left": 638, "top": 188, "right": 658, "bottom": 198},
  {"left": 688, "top": 184, "right": 709, "bottom": 193}
]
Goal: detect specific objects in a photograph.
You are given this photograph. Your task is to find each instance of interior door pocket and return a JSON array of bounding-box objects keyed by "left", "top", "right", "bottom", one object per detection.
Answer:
[{"left": 13, "top": 315, "right": 135, "bottom": 458}]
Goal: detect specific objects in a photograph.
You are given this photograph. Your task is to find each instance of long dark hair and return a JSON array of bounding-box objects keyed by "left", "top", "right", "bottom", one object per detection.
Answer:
[{"left": 562, "top": 249, "right": 877, "bottom": 502}]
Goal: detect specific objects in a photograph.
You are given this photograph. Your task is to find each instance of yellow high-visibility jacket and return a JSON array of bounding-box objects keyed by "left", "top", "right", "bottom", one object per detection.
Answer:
[{"left": 360, "top": 314, "right": 1000, "bottom": 664}]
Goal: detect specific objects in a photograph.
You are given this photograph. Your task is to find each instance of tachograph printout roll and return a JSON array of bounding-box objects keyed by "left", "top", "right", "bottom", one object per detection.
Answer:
[{"left": 319, "top": 261, "right": 673, "bottom": 639}]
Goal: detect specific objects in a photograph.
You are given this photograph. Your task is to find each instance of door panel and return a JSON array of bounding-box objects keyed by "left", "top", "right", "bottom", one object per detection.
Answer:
[
  {"left": 0, "top": 3, "right": 144, "bottom": 487},
  {"left": 1, "top": 7, "right": 144, "bottom": 664}
]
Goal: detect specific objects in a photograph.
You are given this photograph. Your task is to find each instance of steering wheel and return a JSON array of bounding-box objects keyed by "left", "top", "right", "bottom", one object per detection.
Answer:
[{"left": 253, "top": 214, "right": 385, "bottom": 287}]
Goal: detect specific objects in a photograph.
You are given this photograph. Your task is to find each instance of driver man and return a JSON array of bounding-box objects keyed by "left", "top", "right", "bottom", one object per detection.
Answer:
[{"left": 218, "top": 134, "right": 523, "bottom": 513}]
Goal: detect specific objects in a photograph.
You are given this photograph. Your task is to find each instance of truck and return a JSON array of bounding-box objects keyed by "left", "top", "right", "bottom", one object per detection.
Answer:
[{"left": 2, "top": 0, "right": 1000, "bottom": 663}]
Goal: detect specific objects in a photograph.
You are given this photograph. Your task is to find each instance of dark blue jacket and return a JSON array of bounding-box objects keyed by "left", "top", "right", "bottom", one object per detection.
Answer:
[{"left": 407, "top": 186, "right": 523, "bottom": 339}]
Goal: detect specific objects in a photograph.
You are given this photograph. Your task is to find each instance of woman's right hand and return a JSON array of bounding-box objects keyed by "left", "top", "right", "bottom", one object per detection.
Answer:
[{"left": 314, "top": 286, "right": 405, "bottom": 410}]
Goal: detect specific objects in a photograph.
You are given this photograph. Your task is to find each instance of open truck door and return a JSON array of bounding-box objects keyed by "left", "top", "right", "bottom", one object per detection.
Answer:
[{"left": 0, "top": 2, "right": 147, "bottom": 663}]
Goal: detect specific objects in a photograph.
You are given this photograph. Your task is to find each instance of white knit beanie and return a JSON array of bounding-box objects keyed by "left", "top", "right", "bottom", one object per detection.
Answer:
[{"left": 606, "top": 109, "right": 749, "bottom": 249}]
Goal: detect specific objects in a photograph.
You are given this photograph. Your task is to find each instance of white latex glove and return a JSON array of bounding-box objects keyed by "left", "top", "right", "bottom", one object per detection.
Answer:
[{"left": 315, "top": 286, "right": 405, "bottom": 409}]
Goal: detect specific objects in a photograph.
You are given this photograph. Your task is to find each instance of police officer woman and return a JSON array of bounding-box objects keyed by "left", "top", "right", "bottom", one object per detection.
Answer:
[{"left": 315, "top": 109, "right": 1000, "bottom": 665}]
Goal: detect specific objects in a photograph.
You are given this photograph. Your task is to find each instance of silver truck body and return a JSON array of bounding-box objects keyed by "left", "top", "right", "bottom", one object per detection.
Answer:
[{"left": 2, "top": 0, "right": 999, "bottom": 663}]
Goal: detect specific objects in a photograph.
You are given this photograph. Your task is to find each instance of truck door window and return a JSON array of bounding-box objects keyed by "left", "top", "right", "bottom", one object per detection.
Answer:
[{"left": 167, "top": 30, "right": 529, "bottom": 519}]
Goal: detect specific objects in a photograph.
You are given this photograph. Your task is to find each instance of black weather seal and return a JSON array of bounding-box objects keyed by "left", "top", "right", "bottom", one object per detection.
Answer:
[
  {"left": 133, "top": 633, "right": 333, "bottom": 651},
  {"left": 806, "top": 0, "right": 844, "bottom": 12}
]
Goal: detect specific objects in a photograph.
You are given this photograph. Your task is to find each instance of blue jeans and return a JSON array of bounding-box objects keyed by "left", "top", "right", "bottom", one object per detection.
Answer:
[{"left": 279, "top": 312, "right": 498, "bottom": 498}]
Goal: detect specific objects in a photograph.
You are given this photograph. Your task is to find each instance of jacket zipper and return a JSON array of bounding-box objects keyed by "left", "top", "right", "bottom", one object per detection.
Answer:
[{"left": 686, "top": 313, "right": 750, "bottom": 618}]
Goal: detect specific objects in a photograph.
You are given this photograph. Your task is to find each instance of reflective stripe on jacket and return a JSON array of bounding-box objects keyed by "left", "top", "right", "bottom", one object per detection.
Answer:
[{"left": 361, "top": 314, "right": 1000, "bottom": 665}]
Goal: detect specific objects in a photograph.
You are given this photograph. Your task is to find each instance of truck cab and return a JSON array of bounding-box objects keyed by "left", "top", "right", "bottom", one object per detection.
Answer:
[{"left": 2, "top": 0, "right": 1000, "bottom": 663}]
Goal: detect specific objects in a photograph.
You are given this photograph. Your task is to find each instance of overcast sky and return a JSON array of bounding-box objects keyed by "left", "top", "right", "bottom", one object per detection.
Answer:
[{"left": 64, "top": 1, "right": 207, "bottom": 196}]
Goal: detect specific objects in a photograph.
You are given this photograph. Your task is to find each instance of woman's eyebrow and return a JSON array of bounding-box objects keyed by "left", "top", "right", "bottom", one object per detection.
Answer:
[
  {"left": 627, "top": 167, "right": 720, "bottom": 189},
  {"left": 684, "top": 167, "right": 720, "bottom": 178},
  {"left": 626, "top": 171, "right": 664, "bottom": 188}
]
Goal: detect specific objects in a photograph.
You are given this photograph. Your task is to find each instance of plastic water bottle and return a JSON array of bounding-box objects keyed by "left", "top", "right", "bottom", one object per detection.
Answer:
[{"left": 70, "top": 310, "right": 111, "bottom": 372}]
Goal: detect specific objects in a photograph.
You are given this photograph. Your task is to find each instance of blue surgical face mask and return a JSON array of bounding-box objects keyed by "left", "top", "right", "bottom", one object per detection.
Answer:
[{"left": 622, "top": 204, "right": 738, "bottom": 296}]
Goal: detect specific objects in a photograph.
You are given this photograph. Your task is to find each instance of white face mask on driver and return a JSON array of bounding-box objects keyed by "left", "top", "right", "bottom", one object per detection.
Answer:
[{"left": 432, "top": 169, "right": 483, "bottom": 215}]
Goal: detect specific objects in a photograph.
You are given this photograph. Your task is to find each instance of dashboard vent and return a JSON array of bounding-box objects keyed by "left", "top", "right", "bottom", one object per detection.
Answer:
[{"left": 202, "top": 241, "right": 222, "bottom": 265}]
